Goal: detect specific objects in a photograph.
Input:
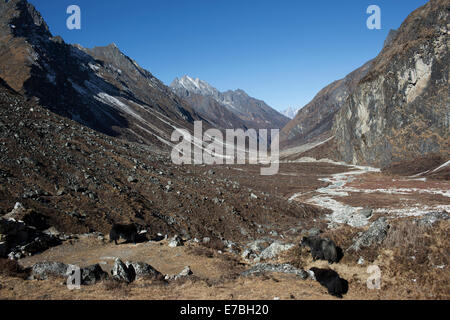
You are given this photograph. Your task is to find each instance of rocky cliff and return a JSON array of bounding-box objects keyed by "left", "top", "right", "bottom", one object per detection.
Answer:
[
  {"left": 333, "top": 0, "right": 449, "bottom": 166},
  {"left": 280, "top": 61, "right": 372, "bottom": 150},
  {"left": 281, "top": 0, "right": 449, "bottom": 167}
]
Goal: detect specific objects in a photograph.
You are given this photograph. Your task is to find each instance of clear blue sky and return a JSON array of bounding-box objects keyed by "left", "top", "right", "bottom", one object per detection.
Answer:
[{"left": 30, "top": 0, "right": 428, "bottom": 112}]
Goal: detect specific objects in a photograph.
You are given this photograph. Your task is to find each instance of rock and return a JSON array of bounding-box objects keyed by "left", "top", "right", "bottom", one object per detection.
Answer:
[
  {"left": 31, "top": 261, "right": 71, "bottom": 280},
  {"left": 56, "top": 188, "right": 65, "bottom": 196},
  {"left": 416, "top": 212, "right": 449, "bottom": 227},
  {"left": 307, "top": 228, "right": 322, "bottom": 237},
  {"left": 202, "top": 237, "right": 211, "bottom": 244},
  {"left": 165, "top": 266, "right": 193, "bottom": 281},
  {"left": 43, "top": 227, "right": 60, "bottom": 237},
  {"left": 241, "top": 239, "right": 272, "bottom": 261},
  {"left": 357, "top": 257, "right": 365, "bottom": 265},
  {"left": 9, "top": 202, "right": 25, "bottom": 216},
  {"left": 127, "top": 176, "right": 138, "bottom": 183},
  {"left": 0, "top": 216, "right": 60, "bottom": 258},
  {"left": 257, "top": 242, "right": 294, "bottom": 261},
  {"left": 127, "top": 262, "right": 161, "bottom": 280},
  {"left": 168, "top": 235, "right": 183, "bottom": 248},
  {"left": 81, "top": 264, "right": 108, "bottom": 285},
  {"left": 242, "top": 263, "right": 308, "bottom": 279},
  {"left": 111, "top": 258, "right": 135, "bottom": 283},
  {"left": 358, "top": 208, "right": 373, "bottom": 218},
  {"left": 178, "top": 266, "right": 193, "bottom": 277},
  {"left": 348, "top": 218, "right": 390, "bottom": 252}
]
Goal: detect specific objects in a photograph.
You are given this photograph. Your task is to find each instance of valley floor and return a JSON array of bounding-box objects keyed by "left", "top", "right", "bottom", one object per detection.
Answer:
[{"left": 1, "top": 160, "right": 449, "bottom": 300}]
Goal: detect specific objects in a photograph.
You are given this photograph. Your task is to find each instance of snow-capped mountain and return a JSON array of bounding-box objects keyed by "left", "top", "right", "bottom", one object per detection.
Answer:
[
  {"left": 171, "top": 76, "right": 290, "bottom": 131},
  {"left": 282, "top": 107, "right": 300, "bottom": 119}
]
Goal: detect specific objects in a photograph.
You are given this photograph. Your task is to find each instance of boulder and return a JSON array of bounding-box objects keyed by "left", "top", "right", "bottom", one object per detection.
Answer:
[
  {"left": 81, "top": 264, "right": 108, "bottom": 285},
  {"left": 168, "top": 235, "right": 183, "bottom": 248},
  {"left": 242, "top": 263, "right": 308, "bottom": 279},
  {"left": 165, "top": 266, "right": 193, "bottom": 281},
  {"left": 257, "top": 242, "right": 294, "bottom": 261},
  {"left": 111, "top": 258, "right": 135, "bottom": 283},
  {"left": 126, "top": 262, "right": 161, "bottom": 280},
  {"left": 0, "top": 217, "right": 60, "bottom": 258},
  {"left": 416, "top": 212, "right": 449, "bottom": 227},
  {"left": 31, "top": 261, "right": 71, "bottom": 280},
  {"left": 358, "top": 208, "right": 374, "bottom": 218},
  {"left": 348, "top": 218, "right": 390, "bottom": 252}
]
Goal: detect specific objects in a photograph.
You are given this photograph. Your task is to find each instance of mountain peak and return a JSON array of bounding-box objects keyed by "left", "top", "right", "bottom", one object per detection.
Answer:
[
  {"left": 0, "top": 0, "right": 51, "bottom": 38},
  {"left": 171, "top": 75, "right": 219, "bottom": 97}
]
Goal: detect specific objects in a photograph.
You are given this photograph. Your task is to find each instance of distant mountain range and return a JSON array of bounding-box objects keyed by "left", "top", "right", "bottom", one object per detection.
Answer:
[
  {"left": 0, "top": 0, "right": 447, "bottom": 168},
  {"left": 281, "top": 107, "right": 300, "bottom": 119},
  {"left": 171, "top": 75, "right": 290, "bottom": 131}
]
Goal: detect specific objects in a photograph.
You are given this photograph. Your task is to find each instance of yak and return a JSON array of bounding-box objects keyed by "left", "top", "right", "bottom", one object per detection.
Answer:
[
  {"left": 109, "top": 223, "right": 139, "bottom": 245},
  {"left": 301, "top": 236, "right": 342, "bottom": 264},
  {"left": 308, "top": 267, "right": 349, "bottom": 298}
]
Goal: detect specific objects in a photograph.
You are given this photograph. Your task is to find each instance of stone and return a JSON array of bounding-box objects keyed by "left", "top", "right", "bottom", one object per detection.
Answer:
[
  {"left": 348, "top": 218, "right": 390, "bottom": 252},
  {"left": 165, "top": 266, "right": 193, "bottom": 281},
  {"left": 257, "top": 242, "right": 294, "bottom": 261},
  {"left": 127, "top": 262, "right": 161, "bottom": 280},
  {"left": 31, "top": 261, "right": 71, "bottom": 280},
  {"left": 81, "top": 264, "right": 108, "bottom": 285},
  {"left": 416, "top": 212, "right": 449, "bottom": 227},
  {"left": 111, "top": 258, "right": 135, "bottom": 283},
  {"left": 127, "top": 176, "right": 138, "bottom": 183},
  {"left": 358, "top": 208, "right": 373, "bottom": 218},
  {"left": 307, "top": 228, "right": 322, "bottom": 237},
  {"left": 178, "top": 266, "right": 193, "bottom": 277},
  {"left": 202, "top": 237, "right": 211, "bottom": 244},
  {"left": 242, "top": 263, "right": 308, "bottom": 279},
  {"left": 168, "top": 235, "right": 183, "bottom": 248}
]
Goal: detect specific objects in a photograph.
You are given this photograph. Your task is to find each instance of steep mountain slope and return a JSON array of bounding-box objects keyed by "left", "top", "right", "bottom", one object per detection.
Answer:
[
  {"left": 0, "top": 0, "right": 201, "bottom": 149},
  {"left": 333, "top": 0, "right": 449, "bottom": 166},
  {"left": 281, "top": 0, "right": 449, "bottom": 168},
  {"left": 0, "top": 76, "right": 321, "bottom": 242},
  {"left": 280, "top": 60, "right": 372, "bottom": 150},
  {"left": 171, "top": 75, "right": 290, "bottom": 131}
]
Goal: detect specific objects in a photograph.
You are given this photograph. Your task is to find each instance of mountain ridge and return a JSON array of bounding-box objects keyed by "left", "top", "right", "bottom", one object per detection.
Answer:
[{"left": 171, "top": 75, "right": 290, "bottom": 132}]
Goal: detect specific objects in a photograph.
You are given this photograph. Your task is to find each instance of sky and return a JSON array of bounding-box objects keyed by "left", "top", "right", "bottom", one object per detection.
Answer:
[{"left": 30, "top": 0, "right": 429, "bottom": 113}]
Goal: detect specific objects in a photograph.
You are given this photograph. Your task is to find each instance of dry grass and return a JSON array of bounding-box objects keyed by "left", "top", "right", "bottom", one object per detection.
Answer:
[
  {"left": 102, "top": 279, "right": 131, "bottom": 296},
  {"left": 0, "top": 259, "right": 30, "bottom": 280}
]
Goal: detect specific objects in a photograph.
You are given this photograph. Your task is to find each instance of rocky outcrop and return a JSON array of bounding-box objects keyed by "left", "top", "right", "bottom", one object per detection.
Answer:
[
  {"left": 333, "top": 0, "right": 449, "bottom": 167},
  {"left": 281, "top": 0, "right": 449, "bottom": 167},
  {"left": 0, "top": 214, "right": 61, "bottom": 259},
  {"left": 111, "top": 258, "right": 135, "bottom": 283},
  {"left": 280, "top": 61, "right": 372, "bottom": 150},
  {"left": 348, "top": 218, "right": 390, "bottom": 252}
]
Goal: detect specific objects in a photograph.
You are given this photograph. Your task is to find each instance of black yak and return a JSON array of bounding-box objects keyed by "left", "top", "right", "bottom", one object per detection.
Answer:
[
  {"left": 109, "top": 223, "right": 138, "bottom": 245},
  {"left": 308, "top": 267, "right": 349, "bottom": 298},
  {"left": 301, "top": 236, "right": 342, "bottom": 264}
]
